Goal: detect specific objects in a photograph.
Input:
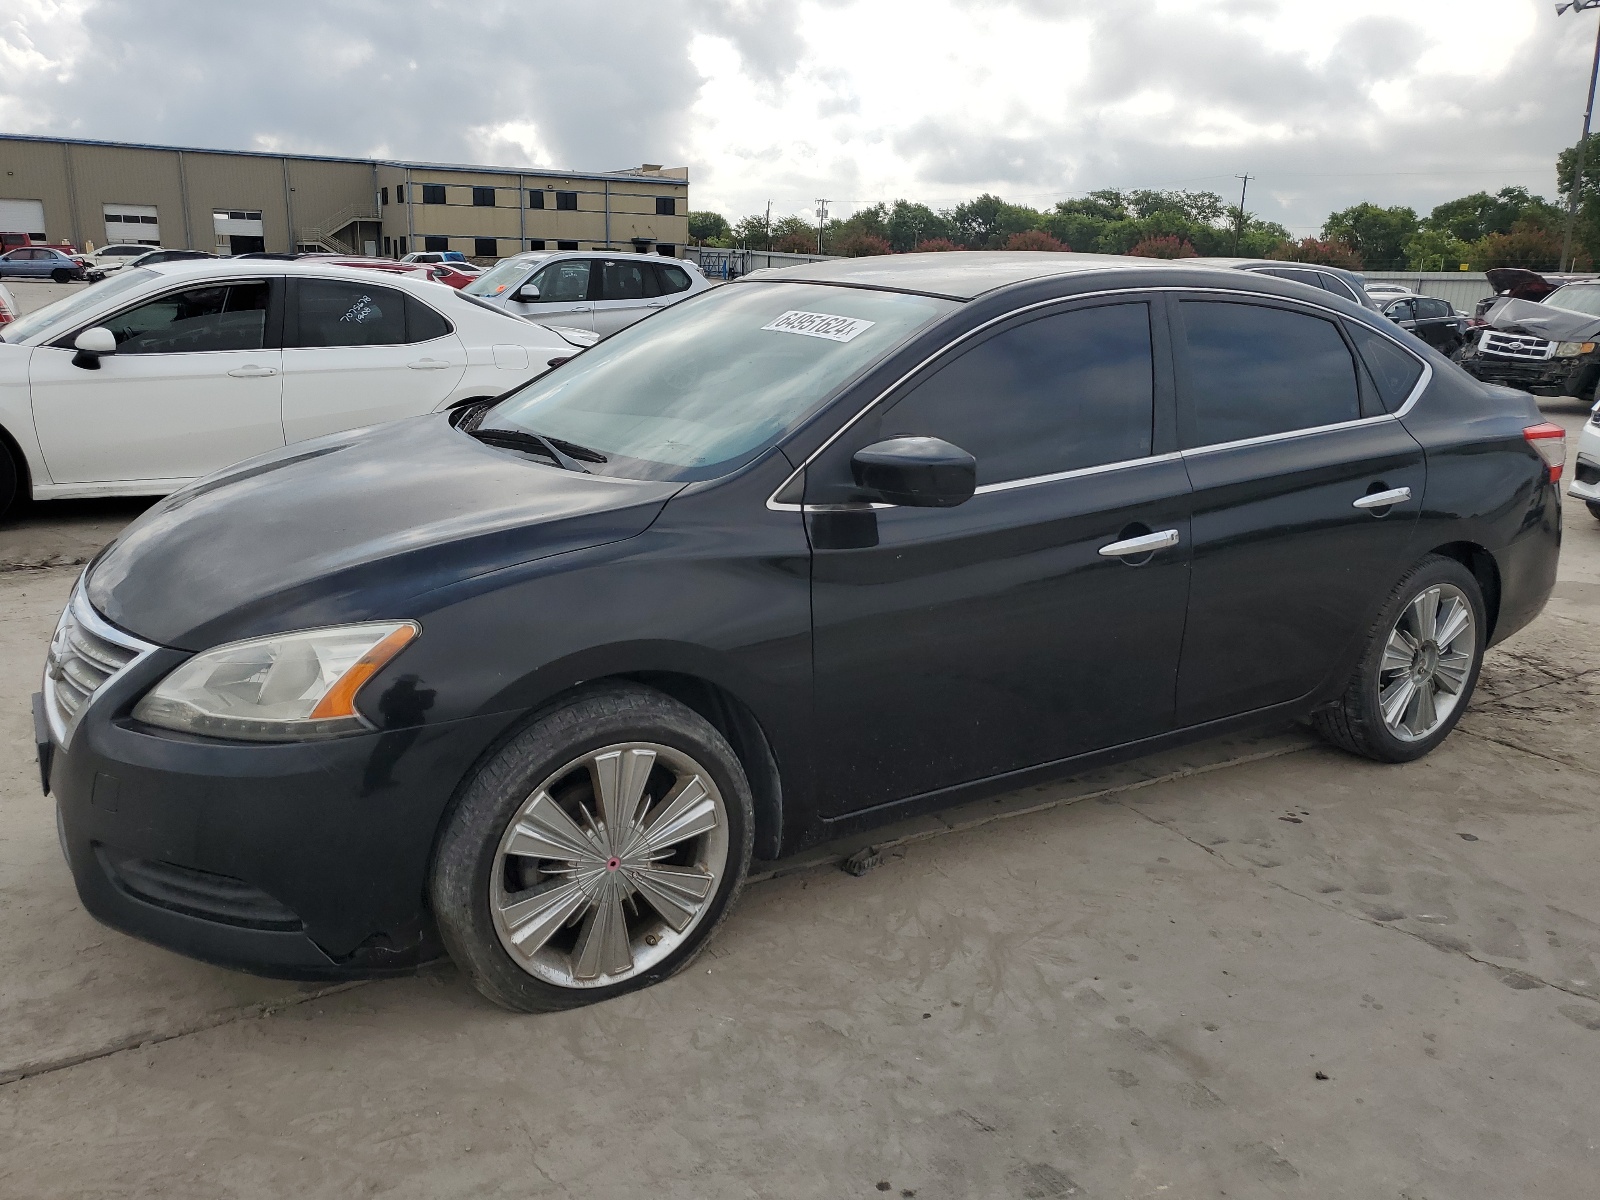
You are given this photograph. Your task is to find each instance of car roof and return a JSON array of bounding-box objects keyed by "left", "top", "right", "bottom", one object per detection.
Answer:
[
  {"left": 746, "top": 251, "right": 1209, "bottom": 300},
  {"left": 143, "top": 257, "right": 449, "bottom": 289}
]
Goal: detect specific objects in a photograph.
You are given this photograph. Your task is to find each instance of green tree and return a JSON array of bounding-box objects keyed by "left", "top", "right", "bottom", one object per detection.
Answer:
[
  {"left": 1556, "top": 135, "right": 1600, "bottom": 265},
  {"left": 1404, "top": 227, "right": 1473, "bottom": 271},
  {"left": 824, "top": 204, "right": 889, "bottom": 253},
  {"left": 1269, "top": 238, "right": 1364, "bottom": 269},
  {"left": 950, "top": 194, "right": 1043, "bottom": 248},
  {"left": 1005, "top": 229, "right": 1069, "bottom": 251},
  {"left": 687, "top": 211, "right": 730, "bottom": 245},
  {"left": 770, "top": 215, "right": 816, "bottom": 254},
  {"left": 731, "top": 214, "right": 771, "bottom": 249},
  {"left": 1470, "top": 220, "right": 1572, "bottom": 270},
  {"left": 885, "top": 200, "right": 956, "bottom": 252},
  {"left": 1424, "top": 187, "right": 1559, "bottom": 244},
  {"left": 1320, "top": 203, "right": 1419, "bottom": 269}
]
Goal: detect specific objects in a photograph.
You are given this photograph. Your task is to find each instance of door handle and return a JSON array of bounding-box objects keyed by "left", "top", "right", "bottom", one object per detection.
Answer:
[
  {"left": 226, "top": 365, "right": 278, "bottom": 378},
  {"left": 1353, "top": 487, "right": 1411, "bottom": 510},
  {"left": 1099, "top": 529, "right": 1180, "bottom": 558},
  {"left": 407, "top": 358, "right": 453, "bottom": 370}
]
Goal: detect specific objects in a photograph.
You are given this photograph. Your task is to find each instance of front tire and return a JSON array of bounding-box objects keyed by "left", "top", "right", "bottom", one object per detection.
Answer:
[
  {"left": 1312, "top": 555, "right": 1485, "bottom": 763},
  {"left": 0, "top": 446, "right": 18, "bottom": 522},
  {"left": 1588, "top": 500, "right": 1600, "bottom": 522},
  {"left": 431, "top": 684, "right": 754, "bottom": 1012}
]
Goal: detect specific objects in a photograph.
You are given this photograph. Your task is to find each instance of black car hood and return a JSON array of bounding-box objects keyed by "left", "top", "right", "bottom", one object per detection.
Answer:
[
  {"left": 1486, "top": 296, "right": 1600, "bottom": 342},
  {"left": 88, "top": 415, "right": 681, "bottom": 649}
]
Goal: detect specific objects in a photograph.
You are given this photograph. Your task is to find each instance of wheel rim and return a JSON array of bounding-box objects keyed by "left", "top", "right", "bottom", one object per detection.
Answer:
[
  {"left": 489, "top": 742, "right": 729, "bottom": 989},
  {"left": 1377, "top": 583, "right": 1476, "bottom": 742}
]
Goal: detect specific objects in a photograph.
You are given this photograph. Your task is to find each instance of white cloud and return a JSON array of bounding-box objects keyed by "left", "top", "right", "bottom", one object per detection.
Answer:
[{"left": 0, "top": 0, "right": 1591, "bottom": 236}]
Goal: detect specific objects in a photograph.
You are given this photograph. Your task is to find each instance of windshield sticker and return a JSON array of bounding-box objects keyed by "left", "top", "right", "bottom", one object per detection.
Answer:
[{"left": 762, "top": 310, "right": 875, "bottom": 342}]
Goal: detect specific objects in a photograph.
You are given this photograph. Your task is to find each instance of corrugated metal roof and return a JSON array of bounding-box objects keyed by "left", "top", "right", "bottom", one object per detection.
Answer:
[{"left": 0, "top": 132, "right": 688, "bottom": 185}]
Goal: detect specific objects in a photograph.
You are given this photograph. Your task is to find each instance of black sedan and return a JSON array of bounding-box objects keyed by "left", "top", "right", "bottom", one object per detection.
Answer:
[
  {"left": 1382, "top": 294, "right": 1468, "bottom": 355},
  {"left": 40, "top": 254, "right": 1563, "bottom": 1012}
]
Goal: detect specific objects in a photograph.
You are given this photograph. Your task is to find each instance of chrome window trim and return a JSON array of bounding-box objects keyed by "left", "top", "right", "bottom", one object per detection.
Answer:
[
  {"left": 973, "top": 451, "right": 1183, "bottom": 495},
  {"left": 766, "top": 284, "right": 1432, "bottom": 511},
  {"left": 42, "top": 579, "right": 160, "bottom": 748}
]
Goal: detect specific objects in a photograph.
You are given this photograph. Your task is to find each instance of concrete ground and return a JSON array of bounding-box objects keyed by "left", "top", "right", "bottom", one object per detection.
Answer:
[{"left": 0, "top": 384, "right": 1595, "bottom": 1196}]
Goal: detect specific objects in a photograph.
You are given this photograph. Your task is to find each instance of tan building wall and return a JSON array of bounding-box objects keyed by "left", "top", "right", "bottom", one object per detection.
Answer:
[{"left": 0, "top": 135, "right": 689, "bottom": 260}]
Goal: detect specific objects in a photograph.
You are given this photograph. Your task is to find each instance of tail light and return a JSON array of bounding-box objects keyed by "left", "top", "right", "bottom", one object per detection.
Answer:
[{"left": 1524, "top": 422, "right": 1567, "bottom": 483}]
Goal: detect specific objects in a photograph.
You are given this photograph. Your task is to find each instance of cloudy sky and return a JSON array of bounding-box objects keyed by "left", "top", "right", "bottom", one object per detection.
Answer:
[{"left": 0, "top": 0, "right": 1594, "bottom": 235}]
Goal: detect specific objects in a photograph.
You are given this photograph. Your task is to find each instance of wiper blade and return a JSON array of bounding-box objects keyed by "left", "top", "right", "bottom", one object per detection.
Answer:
[
  {"left": 468, "top": 427, "right": 590, "bottom": 472},
  {"left": 539, "top": 433, "right": 608, "bottom": 464}
]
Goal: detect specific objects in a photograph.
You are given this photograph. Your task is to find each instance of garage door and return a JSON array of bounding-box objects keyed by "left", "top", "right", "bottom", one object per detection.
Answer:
[
  {"left": 103, "top": 203, "right": 160, "bottom": 246},
  {"left": 0, "top": 198, "right": 46, "bottom": 240}
]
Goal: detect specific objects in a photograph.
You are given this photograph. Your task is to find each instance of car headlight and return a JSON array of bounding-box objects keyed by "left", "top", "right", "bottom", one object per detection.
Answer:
[
  {"left": 1554, "top": 341, "right": 1597, "bottom": 358},
  {"left": 132, "top": 621, "right": 419, "bottom": 741}
]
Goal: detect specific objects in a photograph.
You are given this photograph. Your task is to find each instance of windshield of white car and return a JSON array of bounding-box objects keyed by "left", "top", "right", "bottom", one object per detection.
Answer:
[
  {"left": 0, "top": 268, "right": 158, "bottom": 343},
  {"left": 478, "top": 282, "right": 958, "bottom": 482},
  {"left": 1545, "top": 285, "right": 1600, "bottom": 319},
  {"left": 463, "top": 257, "right": 542, "bottom": 299}
]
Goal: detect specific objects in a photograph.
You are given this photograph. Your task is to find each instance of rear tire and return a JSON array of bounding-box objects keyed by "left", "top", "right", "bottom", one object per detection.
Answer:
[
  {"left": 430, "top": 683, "right": 754, "bottom": 1013},
  {"left": 50, "top": 268, "right": 71, "bottom": 283},
  {"left": 1312, "top": 555, "right": 1485, "bottom": 763},
  {"left": 0, "top": 447, "right": 18, "bottom": 522},
  {"left": 1587, "top": 500, "right": 1600, "bottom": 522}
]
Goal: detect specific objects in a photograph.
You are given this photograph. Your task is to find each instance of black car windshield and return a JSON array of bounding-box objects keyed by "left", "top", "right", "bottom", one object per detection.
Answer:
[
  {"left": 1544, "top": 284, "right": 1600, "bottom": 319},
  {"left": 480, "top": 282, "right": 957, "bottom": 481}
]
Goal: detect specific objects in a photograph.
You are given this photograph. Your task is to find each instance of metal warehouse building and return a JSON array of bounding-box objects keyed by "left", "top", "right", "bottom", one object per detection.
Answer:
[{"left": 0, "top": 133, "right": 690, "bottom": 260}]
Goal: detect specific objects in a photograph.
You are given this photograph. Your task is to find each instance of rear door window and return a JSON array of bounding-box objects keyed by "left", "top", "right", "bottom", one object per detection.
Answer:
[
  {"left": 290, "top": 279, "right": 406, "bottom": 346},
  {"left": 100, "top": 281, "right": 270, "bottom": 353},
  {"left": 1316, "top": 273, "right": 1362, "bottom": 303},
  {"left": 879, "top": 301, "right": 1156, "bottom": 486},
  {"left": 1178, "top": 300, "right": 1360, "bottom": 446},
  {"left": 1346, "top": 324, "right": 1424, "bottom": 412},
  {"left": 598, "top": 260, "right": 660, "bottom": 301}
]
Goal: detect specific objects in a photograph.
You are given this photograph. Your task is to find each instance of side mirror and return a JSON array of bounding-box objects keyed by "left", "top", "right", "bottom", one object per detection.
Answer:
[
  {"left": 72, "top": 326, "right": 117, "bottom": 370},
  {"left": 851, "top": 436, "right": 976, "bottom": 508},
  {"left": 512, "top": 284, "right": 541, "bottom": 302}
]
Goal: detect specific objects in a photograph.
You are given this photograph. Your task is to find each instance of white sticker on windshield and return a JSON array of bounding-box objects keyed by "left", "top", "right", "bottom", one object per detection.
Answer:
[{"left": 762, "top": 310, "right": 875, "bottom": 342}]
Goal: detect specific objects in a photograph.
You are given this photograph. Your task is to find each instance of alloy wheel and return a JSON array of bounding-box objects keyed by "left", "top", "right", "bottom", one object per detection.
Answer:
[
  {"left": 1377, "top": 583, "right": 1475, "bottom": 742},
  {"left": 489, "top": 742, "right": 729, "bottom": 988}
]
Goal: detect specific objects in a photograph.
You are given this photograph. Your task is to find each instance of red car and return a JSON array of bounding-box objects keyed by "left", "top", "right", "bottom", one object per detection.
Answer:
[{"left": 314, "top": 256, "right": 478, "bottom": 290}]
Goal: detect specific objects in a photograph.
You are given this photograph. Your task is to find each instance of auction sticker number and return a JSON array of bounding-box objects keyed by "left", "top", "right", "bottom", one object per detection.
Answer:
[{"left": 762, "top": 310, "right": 876, "bottom": 342}]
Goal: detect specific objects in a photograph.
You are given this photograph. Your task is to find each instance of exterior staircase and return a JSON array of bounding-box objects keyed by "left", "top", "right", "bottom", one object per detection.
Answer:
[{"left": 298, "top": 201, "right": 379, "bottom": 255}]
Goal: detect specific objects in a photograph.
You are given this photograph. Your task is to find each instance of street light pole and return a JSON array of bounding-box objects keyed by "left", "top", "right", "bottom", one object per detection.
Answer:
[
  {"left": 1557, "top": 1, "right": 1600, "bottom": 272},
  {"left": 815, "top": 199, "right": 830, "bottom": 255}
]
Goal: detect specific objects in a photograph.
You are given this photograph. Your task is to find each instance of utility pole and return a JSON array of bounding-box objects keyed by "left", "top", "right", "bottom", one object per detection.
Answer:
[
  {"left": 815, "top": 199, "right": 830, "bottom": 255},
  {"left": 1232, "top": 174, "right": 1253, "bottom": 256},
  {"left": 1557, "top": 1, "right": 1600, "bottom": 272},
  {"left": 765, "top": 200, "right": 772, "bottom": 252}
]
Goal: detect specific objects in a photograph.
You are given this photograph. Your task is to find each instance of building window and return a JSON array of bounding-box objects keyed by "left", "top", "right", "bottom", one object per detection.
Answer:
[
  {"left": 555, "top": 191, "right": 578, "bottom": 211},
  {"left": 472, "top": 186, "right": 496, "bottom": 208},
  {"left": 474, "top": 238, "right": 498, "bottom": 258},
  {"left": 424, "top": 235, "right": 449, "bottom": 252},
  {"left": 656, "top": 244, "right": 676, "bottom": 256},
  {"left": 383, "top": 236, "right": 393, "bottom": 256},
  {"left": 422, "top": 184, "right": 447, "bottom": 205},
  {"left": 557, "top": 240, "right": 579, "bottom": 250},
  {"left": 397, "top": 236, "right": 407, "bottom": 254},
  {"left": 381, "top": 187, "right": 389, "bottom": 205},
  {"left": 527, "top": 239, "right": 546, "bottom": 250},
  {"left": 655, "top": 196, "right": 676, "bottom": 216},
  {"left": 528, "top": 190, "right": 545, "bottom": 210},
  {"left": 396, "top": 185, "right": 405, "bottom": 203}
]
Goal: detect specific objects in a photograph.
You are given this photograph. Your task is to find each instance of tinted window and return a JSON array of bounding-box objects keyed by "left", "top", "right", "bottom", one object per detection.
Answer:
[
  {"left": 1386, "top": 300, "right": 1415, "bottom": 320},
  {"left": 1416, "top": 298, "right": 1450, "bottom": 320},
  {"left": 1347, "top": 323, "right": 1424, "bottom": 412},
  {"left": 657, "top": 264, "right": 691, "bottom": 294},
  {"left": 422, "top": 184, "right": 447, "bottom": 205},
  {"left": 655, "top": 196, "right": 675, "bottom": 216},
  {"left": 405, "top": 295, "right": 452, "bottom": 343},
  {"left": 529, "top": 259, "right": 590, "bottom": 302},
  {"left": 101, "top": 282, "right": 269, "bottom": 354},
  {"left": 472, "top": 186, "right": 495, "bottom": 207},
  {"left": 881, "top": 303, "right": 1154, "bottom": 487},
  {"left": 1180, "top": 301, "right": 1359, "bottom": 445},
  {"left": 423, "top": 237, "right": 448, "bottom": 253},
  {"left": 1318, "top": 273, "right": 1361, "bottom": 302},
  {"left": 556, "top": 191, "right": 578, "bottom": 211},
  {"left": 293, "top": 279, "right": 406, "bottom": 347},
  {"left": 474, "top": 238, "right": 498, "bottom": 258},
  {"left": 599, "top": 260, "right": 659, "bottom": 301},
  {"left": 1260, "top": 267, "right": 1324, "bottom": 290},
  {"left": 528, "top": 190, "right": 545, "bottom": 210}
]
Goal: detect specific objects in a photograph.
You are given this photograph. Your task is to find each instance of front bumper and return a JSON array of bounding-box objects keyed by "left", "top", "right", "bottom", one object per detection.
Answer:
[
  {"left": 1458, "top": 352, "right": 1599, "bottom": 398},
  {"left": 46, "top": 652, "right": 515, "bottom": 980}
]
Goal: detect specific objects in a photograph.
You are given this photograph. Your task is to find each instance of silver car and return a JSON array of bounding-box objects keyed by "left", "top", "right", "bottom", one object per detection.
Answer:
[{"left": 463, "top": 250, "right": 710, "bottom": 337}]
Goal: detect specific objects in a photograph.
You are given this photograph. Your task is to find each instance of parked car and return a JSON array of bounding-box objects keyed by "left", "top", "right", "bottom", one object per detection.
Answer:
[
  {"left": 0, "top": 282, "right": 15, "bottom": 327},
  {"left": 0, "top": 246, "right": 88, "bottom": 283},
  {"left": 1381, "top": 294, "right": 1468, "bottom": 355},
  {"left": 87, "top": 243, "right": 160, "bottom": 275},
  {"left": 1457, "top": 279, "right": 1600, "bottom": 398},
  {"left": 1186, "top": 257, "right": 1382, "bottom": 311},
  {"left": 316, "top": 257, "right": 479, "bottom": 290},
  {"left": 402, "top": 251, "right": 468, "bottom": 265},
  {"left": 464, "top": 250, "right": 710, "bottom": 336},
  {"left": 1572, "top": 400, "right": 1600, "bottom": 520},
  {"left": 0, "top": 258, "right": 597, "bottom": 516},
  {"left": 123, "top": 249, "right": 215, "bottom": 269},
  {"left": 37, "top": 252, "right": 1561, "bottom": 1012}
]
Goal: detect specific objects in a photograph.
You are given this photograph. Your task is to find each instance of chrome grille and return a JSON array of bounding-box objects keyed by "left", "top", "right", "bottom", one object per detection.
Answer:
[
  {"left": 43, "top": 584, "right": 155, "bottom": 743},
  {"left": 1480, "top": 331, "right": 1555, "bottom": 361}
]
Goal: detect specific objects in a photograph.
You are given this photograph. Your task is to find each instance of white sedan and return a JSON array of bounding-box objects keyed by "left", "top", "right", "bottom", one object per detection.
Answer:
[
  {"left": 1572, "top": 399, "right": 1600, "bottom": 521},
  {"left": 0, "top": 259, "right": 595, "bottom": 516}
]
